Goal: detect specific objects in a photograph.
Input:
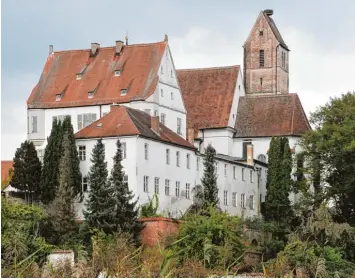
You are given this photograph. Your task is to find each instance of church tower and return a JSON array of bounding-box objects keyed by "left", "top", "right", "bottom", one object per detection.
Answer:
[{"left": 243, "top": 9, "right": 290, "bottom": 95}]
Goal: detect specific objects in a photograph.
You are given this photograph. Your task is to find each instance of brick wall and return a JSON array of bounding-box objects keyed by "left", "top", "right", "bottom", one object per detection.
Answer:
[{"left": 139, "top": 217, "right": 181, "bottom": 247}]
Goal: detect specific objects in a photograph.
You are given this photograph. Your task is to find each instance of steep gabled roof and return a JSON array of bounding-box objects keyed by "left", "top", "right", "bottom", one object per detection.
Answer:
[
  {"left": 75, "top": 106, "right": 195, "bottom": 150},
  {"left": 27, "top": 41, "right": 166, "bottom": 109},
  {"left": 263, "top": 11, "right": 289, "bottom": 50},
  {"left": 177, "top": 66, "right": 240, "bottom": 136},
  {"left": 234, "top": 94, "right": 311, "bottom": 137}
]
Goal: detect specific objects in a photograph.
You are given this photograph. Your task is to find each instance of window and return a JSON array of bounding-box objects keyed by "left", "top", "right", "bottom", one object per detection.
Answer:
[
  {"left": 259, "top": 50, "right": 264, "bottom": 67},
  {"left": 241, "top": 194, "right": 246, "bottom": 208},
  {"left": 232, "top": 192, "right": 237, "bottom": 207},
  {"left": 249, "top": 195, "right": 255, "bottom": 210},
  {"left": 177, "top": 118, "right": 181, "bottom": 134},
  {"left": 76, "top": 73, "right": 82, "bottom": 80},
  {"left": 161, "top": 89, "right": 164, "bottom": 97},
  {"left": 154, "top": 110, "right": 158, "bottom": 117},
  {"left": 171, "top": 92, "right": 174, "bottom": 100},
  {"left": 186, "top": 183, "right": 191, "bottom": 199},
  {"left": 259, "top": 30, "right": 263, "bottom": 36},
  {"left": 160, "top": 66, "right": 163, "bottom": 74},
  {"left": 82, "top": 176, "right": 88, "bottom": 192},
  {"left": 257, "top": 154, "right": 267, "bottom": 163},
  {"left": 78, "top": 145, "right": 86, "bottom": 161},
  {"left": 144, "top": 143, "right": 149, "bottom": 160},
  {"left": 154, "top": 177, "right": 159, "bottom": 194},
  {"left": 114, "top": 70, "right": 121, "bottom": 76},
  {"left": 121, "top": 142, "right": 126, "bottom": 159},
  {"left": 161, "top": 113, "right": 166, "bottom": 125},
  {"left": 56, "top": 94, "right": 62, "bottom": 101},
  {"left": 233, "top": 166, "right": 236, "bottom": 179},
  {"left": 176, "top": 151, "right": 180, "bottom": 167},
  {"left": 166, "top": 149, "right": 170, "bottom": 165},
  {"left": 224, "top": 164, "right": 228, "bottom": 177},
  {"left": 144, "top": 109, "right": 151, "bottom": 115},
  {"left": 250, "top": 170, "right": 254, "bottom": 183},
  {"left": 31, "top": 116, "right": 37, "bottom": 133},
  {"left": 197, "top": 157, "right": 200, "bottom": 171},
  {"left": 143, "top": 176, "right": 149, "bottom": 193},
  {"left": 187, "top": 154, "right": 190, "bottom": 169},
  {"left": 53, "top": 115, "right": 69, "bottom": 123},
  {"left": 242, "top": 168, "right": 245, "bottom": 181},
  {"left": 175, "top": 181, "right": 180, "bottom": 197},
  {"left": 165, "top": 179, "right": 170, "bottom": 196},
  {"left": 239, "top": 85, "right": 241, "bottom": 91},
  {"left": 260, "top": 78, "right": 263, "bottom": 86},
  {"left": 224, "top": 190, "right": 228, "bottom": 205},
  {"left": 120, "top": 89, "right": 127, "bottom": 96},
  {"left": 88, "top": 91, "right": 95, "bottom": 98},
  {"left": 78, "top": 113, "right": 97, "bottom": 130}
]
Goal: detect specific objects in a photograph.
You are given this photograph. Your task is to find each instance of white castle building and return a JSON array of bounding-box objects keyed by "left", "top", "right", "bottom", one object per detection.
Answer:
[{"left": 26, "top": 10, "right": 310, "bottom": 219}]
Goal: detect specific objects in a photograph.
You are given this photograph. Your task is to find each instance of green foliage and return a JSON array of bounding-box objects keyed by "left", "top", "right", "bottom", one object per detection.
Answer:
[
  {"left": 263, "top": 137, "right": 293, "bottom": 224},
  {"left": 40, "top": 118, "right": 62, "bottom": 204},
  {"left": 84, "top": 139, "right": 116, "bottom": 233},
  {"left": 48, "top": 131, "right": 77, "bottom": 243},
  {"left": 108, "top": 139, "right": 143, "bottom": 240},
  {"left": 174, "top": 206, "right": 245, "bottom": 269},
  {"left": 10, "top": 140, "right": 42, "bottom": 203},
  {"left": 201, "top": 144, "right": 219, "bottom": 208},
  {"left": 1, "top": 167, "right": 14, "bottom": 190},
  {"left": 300, "top": 92, "right": 355, "bottom": 225},
  {"left": 140, "top": 193, "right": 161, "bottom": 218}
]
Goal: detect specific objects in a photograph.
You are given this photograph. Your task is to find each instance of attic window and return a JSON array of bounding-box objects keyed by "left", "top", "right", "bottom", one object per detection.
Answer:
[
  {"left": 114, "top": 70, "right": 121, "bottom": 76},
  {"left": 259, "top": 30, "right": 264, "bottom": 36},
  {"left": 121, "top": 89, "right": 127, "bottom": 96},
  {"left": 88, "top": 91, "right": 95, "bottom": 99},
  {"left": 76, "top": 73, "right": 82, "bottom": 80},
  {"left": 56, "top": 94, "right": 62, "bottom": 101}
]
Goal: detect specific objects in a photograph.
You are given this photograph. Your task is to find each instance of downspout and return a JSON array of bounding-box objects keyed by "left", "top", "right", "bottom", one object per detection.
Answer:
[{"left": 255, "top": 164, "right": 261, "bottom": 215}]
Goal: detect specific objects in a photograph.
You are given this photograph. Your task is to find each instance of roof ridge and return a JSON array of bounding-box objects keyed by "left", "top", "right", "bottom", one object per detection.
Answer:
[{"left": 177, "top": 65, "right": 240, "bottom": 72}]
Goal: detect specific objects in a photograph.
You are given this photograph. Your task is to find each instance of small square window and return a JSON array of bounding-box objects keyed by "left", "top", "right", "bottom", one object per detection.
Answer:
[
  {"left": 76, "top": 73, "right": 82, "bottom": 80},
  {"left": 56, "top": 94, "right": 62, "bottom": 101},
  {"left": 114, "top": 70, "right": 121, "bottom": 76},
  {"left": 121, "top": 89, "right": 127, "bottom": 96},
  {"left": 259, "top": 30, "right": 263, "bottom": 36},
  {"left": 88, "top": 91, "right": 94, "bottom": 98}
]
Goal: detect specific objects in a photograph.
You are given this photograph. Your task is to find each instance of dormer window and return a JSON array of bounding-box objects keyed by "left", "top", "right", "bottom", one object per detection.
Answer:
[
  {"left": 121, "top": 89, "right": 127, "bottom": 96},
  {"left": 56, "top": 94, "right": 62, "bottom": 101},
  {"left": 76, "top": 73, "right": 82, "bottom": 80},
  {"left": 77, "top": 65, "right": 87, "bottom": 80},
  {"left": 88, "top": 91, "right": 95, "bottom": 99},
  {"left": 114, "top": 70, "right": 121, "bottom": 76}
]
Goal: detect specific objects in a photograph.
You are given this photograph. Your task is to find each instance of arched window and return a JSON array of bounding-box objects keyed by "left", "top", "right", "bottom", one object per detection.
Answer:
[
  {"left": 259, "top": 50, "right": 264, "bottom": 67},
  {"left": 257, "top": 154, "right": 267, "bottom": 163}
]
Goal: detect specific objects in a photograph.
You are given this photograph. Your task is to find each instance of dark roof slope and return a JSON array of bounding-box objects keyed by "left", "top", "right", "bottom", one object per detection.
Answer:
[
  {"left": 234, "top": 94, "right": 311, "bottom": 137},
  {"left": 75, "top": 106, "right": 195, "bottom": 149},
  {"left": 177, "top": 66, "right": 239, "bottom": 136},
  {"left": 27, "top": 41, "right": 166, "bottom": 109},
  {"left": 263, "top": 12, "right": 289, "bottom": 50}
]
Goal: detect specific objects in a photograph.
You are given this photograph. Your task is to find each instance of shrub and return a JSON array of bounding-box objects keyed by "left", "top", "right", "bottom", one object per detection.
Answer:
[{"left": 140, "top": 193, "right": 162, "bottom": 218}]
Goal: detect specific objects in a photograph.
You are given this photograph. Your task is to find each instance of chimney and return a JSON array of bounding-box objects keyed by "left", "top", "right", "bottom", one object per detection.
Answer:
[
  {"left": 90, "top": 43, "right": 100, "bottom": 56},
  {"left": 151, "top": 116, "right": 160, "bottom": 135},
  {"left": 187, "top": 128, "right": 195, "bottom": 144},
  {"left": 49, "top": 45, "right": 53, "bottom": 55},
  {"left": 247, "top": 144, "right": 254, "bottom": 166},
  {"left": 264, "top": 9, "right": 274, "bottom": 16},
  {"left": 115, "top": 40, "right": 124, "bottom": 55},
  {"left": 125, "top": 35, "right": 129, "bottom": 46},
  {"left": 164, "top": 34, "right": 168, "bottom": 43}
]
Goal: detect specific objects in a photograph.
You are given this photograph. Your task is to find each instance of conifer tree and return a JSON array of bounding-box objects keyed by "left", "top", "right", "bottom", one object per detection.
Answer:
[
  {"left": 11, "top": 141, "right": 42, "bottom": 203},
  {"left": 109, "top": 139, "right": 142, "bottom": 239},
  {"left": 40, "top": 118, "right": 62, "bottom": 204},
  {"left": 263, "top": 137, "right": 293, "bottom": 224},
  {"left": 201, "top": 144, "right": 219, "bottom": 208},
  {"left": 62, "top": 116, "right": 82, "bottom": 200},
  {"left": 84, "top": 139, "right": 116, "bottom": 233},
  {"left": 49, "top": 131, "right": 76, "bottom": 241}
]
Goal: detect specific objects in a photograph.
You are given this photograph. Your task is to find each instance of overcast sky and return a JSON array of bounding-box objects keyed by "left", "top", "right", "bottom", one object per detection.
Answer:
[{"left": 2, "top": 0, "right": 355, "bottom": 160}]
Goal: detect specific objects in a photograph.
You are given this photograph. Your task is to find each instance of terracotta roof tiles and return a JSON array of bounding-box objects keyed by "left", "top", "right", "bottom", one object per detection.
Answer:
[{"left": 1, "top": 161, "right": 13, "bottom": 185}]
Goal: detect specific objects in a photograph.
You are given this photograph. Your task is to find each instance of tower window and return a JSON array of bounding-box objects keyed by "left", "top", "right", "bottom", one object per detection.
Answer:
[
  {"left": 259, "top": 30, "right": 263, "bottom": 36},
  {"left": 259, "top": 50, "right": 264, "bottom": 67}
]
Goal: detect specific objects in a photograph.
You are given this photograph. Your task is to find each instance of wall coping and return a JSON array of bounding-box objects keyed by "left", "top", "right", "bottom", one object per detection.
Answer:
[{"left": 139, "top": 217, "right": 182, "bottom": 223}]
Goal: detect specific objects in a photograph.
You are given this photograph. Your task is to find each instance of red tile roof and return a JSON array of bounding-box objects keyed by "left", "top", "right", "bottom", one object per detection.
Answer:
[
  {"left": 1, "top": 161, "right": 13, "bottom": 184},
  {"left": 27, "top": 41, "right": 166, "bottom": 109},
  {"left": 235, "top": 94, "right": 311, "bottom": 137},
  {"left": 75, "top": 106, "right": 195, "bottom": 150},
  {"left": 177, "top": 66, "right": 240, "bottom": 136}
]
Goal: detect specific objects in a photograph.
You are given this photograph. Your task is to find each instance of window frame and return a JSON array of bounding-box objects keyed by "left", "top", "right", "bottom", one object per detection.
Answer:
[
  {"left": 78, "top": 145, "right": 86, "bottom": 161},
  {"left": 144, "top": 143, "right": 149, "bottom": 160},
  {"left": 143, "top": 176, "right": 149, "bottom": 193},
  {"left": 82, "top": 176, "right": 88, "bottom": 192},
  {"left": 154, "top": 177, "right": 159, "bottom": 194},
  {"left": 121, "top": 142, "right": 127, "bottom": 159},
  {"left": 166, "top": 149, "right": 170, "bottom": 165},
  {"left": 31, "top": 116, "right": 38, "bottom": 133},
  {"left": 165, "top": 179, "right": 170, "bottom": 196},
  {"left": 175, "top": 181, "right": 180, "bottom": 197},
  {"left": 241, "top": 193, "right": 246, "bottom": 208},
  {"left": 176, "top": 151, "right": 180, "bottom": 167},
  {"left": 233, "top": 166, "right": 236, "bottom": 179},
  {"left": 186, "top": 183, "right": 191, "bottom": 199},
  {"left": 250, "top": 195, "right": 255, "bottom": 210},
  {"left": 232, "top": 192, "right": 237, "bottom": 207},
  {"left": 242, "top": 168, "right": 245, "bottom": 181},
  {"left": 259, "top": 49, "right": 265, "bottom": 67},
  {"left": 177, "top": 118, "right": 182, "bottom": 134},
  {"left": 223, "top": 190, "right": 228, "bottom": 206},
  {"left": 186, "top": 153, "right": 190, "bottom": 169}
]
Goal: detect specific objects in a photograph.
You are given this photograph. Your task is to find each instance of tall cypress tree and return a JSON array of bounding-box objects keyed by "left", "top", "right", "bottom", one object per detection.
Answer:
[
  {"left": 263, "top": 137, "right": 293, "bottom": 224},
  {"left": 40, "top": 118, "right": 62, "bottom": 204},
  {"left": 84, "top": 139, "right": 116, "bottom": 233},
  {"left": 49, "top": 131, "right": 76, "bottom": 242},
  {"left": 109, "top": 139, "right": 142, "bottom": 239},
  {"left": 11, "top": 141, "right": 42, "bottom": 203},
  {"left": 201, "top": 144, "right": 219, "bottom": 208},
  {"left": 62, "top": 116, "right": 82, "bottom": 200}
]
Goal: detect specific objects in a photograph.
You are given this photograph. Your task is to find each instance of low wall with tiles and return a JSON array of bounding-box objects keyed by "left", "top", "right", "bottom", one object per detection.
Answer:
[{"left": 139, "top": 217, "right": 181, "bottom": 247}]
